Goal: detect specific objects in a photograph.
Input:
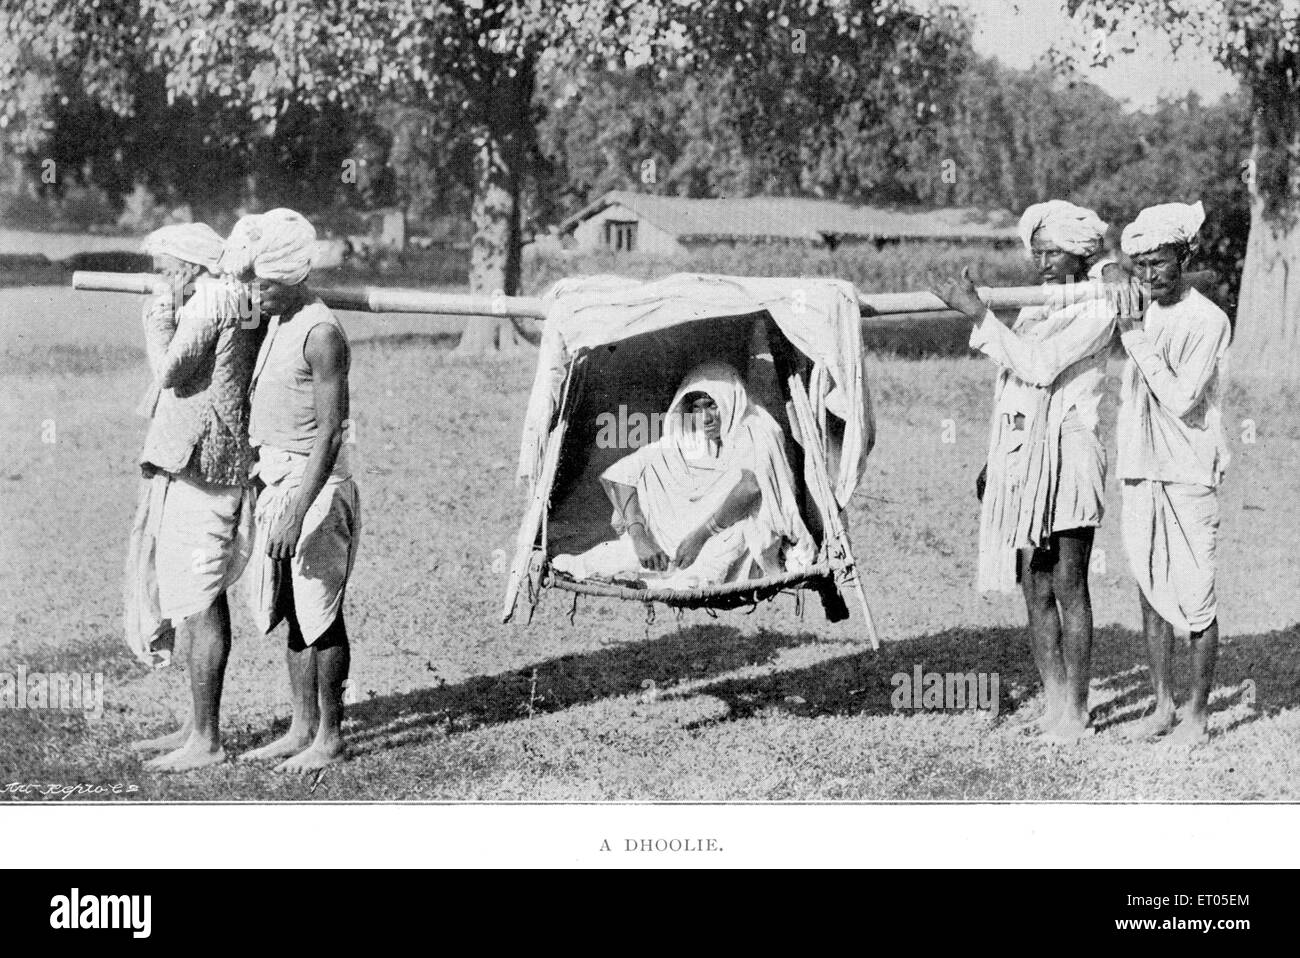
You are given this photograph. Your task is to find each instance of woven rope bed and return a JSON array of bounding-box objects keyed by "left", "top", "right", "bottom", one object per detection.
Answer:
[{"left": 544, "top": 562, "right": 837, "bottom": 610}]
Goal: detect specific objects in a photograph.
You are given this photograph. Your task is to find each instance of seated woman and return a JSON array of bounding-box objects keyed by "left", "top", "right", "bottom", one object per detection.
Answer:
[{"left": 553, "top": 362, "right": 816, "bottom": 590}]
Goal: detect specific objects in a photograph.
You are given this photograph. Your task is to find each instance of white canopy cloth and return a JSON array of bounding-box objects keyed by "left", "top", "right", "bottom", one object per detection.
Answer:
[{"left": 517, "top": 273, "right": 874, "bottom": 511}]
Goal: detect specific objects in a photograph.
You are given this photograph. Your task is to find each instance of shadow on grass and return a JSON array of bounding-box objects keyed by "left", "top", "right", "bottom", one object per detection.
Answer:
[
  {"left": 25, "top": 618, "right": 1300, "bottom": 773},
  {"left": 236, "top": 623, "right": 825, "bottom": 758},
  {"left": 233, "top": 621, "right": 1300, "bottom": 758},
  {"left": 681, "top": 623, "right": 1300, "bottom": 741}
]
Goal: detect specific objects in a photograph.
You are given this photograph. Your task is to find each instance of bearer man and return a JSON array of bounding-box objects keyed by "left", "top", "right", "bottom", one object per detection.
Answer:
[
  {"left": 221, "top": 208, "right": 361, "bottom": 772},
  {"left": 1115, "top": 201, "right": 1230, "bottom": 747},
  {"left": 930, "top": 201, "right": 1119, "bottom": 743},
  {"left": 126, "top": 222, "right": 260, "bottom": 772}
]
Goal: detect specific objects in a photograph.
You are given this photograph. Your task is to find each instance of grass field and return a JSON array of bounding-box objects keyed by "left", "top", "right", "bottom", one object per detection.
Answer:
[{"left": 2, "top": 286, "right": 1299, "bottom": 801}]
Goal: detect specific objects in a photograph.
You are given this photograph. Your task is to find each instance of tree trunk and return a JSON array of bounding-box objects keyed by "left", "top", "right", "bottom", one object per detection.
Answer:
[
  {"left": 1233, "top": 200, "right": 1300, "bottom": 378},
  {"left": 453, "top": 61, "right": 537, "bottom": 359},
  {"left": 451, "top": 129, "right": 533, "bottom": 357},
  {"left": 1231, "top": 66, "right": 1300, "bottom": 379}
]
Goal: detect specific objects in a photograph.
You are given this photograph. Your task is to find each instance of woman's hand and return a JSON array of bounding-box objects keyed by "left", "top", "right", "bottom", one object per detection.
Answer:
[
  {"left": 928, "top": 266, "right": 988, "bottom": 322},
  {"left": 629, "top": 524, "right": 669, "bottom": 572},
  {"left": 673, "top": 526, "right": 711, "bottom": 571}
]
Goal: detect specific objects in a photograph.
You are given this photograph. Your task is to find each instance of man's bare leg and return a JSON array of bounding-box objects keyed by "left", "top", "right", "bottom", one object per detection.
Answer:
[
  {"left": 1167, "top": 618, "right": 1218, "bottom": 747},
  {"left": 276, "top": 615, "right": 349, "bottom": 773},
  {"left": 241, "top": 580, "right": 320, "bottom": 762},
  {"left": 1017, "top": 549, "right": 1067, "bottom": 734},
  {"left": 240, "top": 640, "right": 319, "bottom": 762},
  {"left": 1128, "top": 588, "right": 1178, "bottom": 740},
  {"left": 1041, "top": 530, "right": 1095, "bottom": 742},
  {"left": 128, "top": 626, "right": 193, "bottom": 753},
  {"left": 144, "top": 594, "right": 231, "bottom": 772}
]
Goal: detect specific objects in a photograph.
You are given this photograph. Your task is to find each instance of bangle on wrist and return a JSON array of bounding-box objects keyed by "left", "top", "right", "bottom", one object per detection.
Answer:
[{"left": 706, "top": 517, "right": 724, "bottom": 536}]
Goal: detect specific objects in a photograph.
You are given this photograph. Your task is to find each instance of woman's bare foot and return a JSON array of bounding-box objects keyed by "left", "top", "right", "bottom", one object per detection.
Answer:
[
  {"left": 143, "top": 740, "right": 226, "bottom": 773},
  {"left": 239, "top": 730, "right": 314, "bottom": 763}
]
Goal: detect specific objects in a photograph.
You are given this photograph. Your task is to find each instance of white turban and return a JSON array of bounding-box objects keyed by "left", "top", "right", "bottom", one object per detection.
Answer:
[
  {"left": 218, "top": 207, "right": 317, "bottom": 285},
  {"left": 1121, "top": 201, "right": 1205, "bottom": 257},
  {"left": 1018, "top": 200, "right": 1108, "bottom": 257},
  {"left": 142, "top": 223, "right": 224, "bottom": 271}
]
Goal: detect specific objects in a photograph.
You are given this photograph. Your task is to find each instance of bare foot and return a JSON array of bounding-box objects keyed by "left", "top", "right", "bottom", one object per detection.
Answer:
[
  {"left": 1005, "top": 697, "right": 1060, "bottom": 735},
  {"left": 143, "top": 740, "right": 226, "bottom": 773},
  {"left": 128, "top": 723, "right": 191, "bottom": 754},
  {"left": 1002, "top": 701, "right": 1044, "bottom": 729},
  {"left": 1125, "top": 709, "right": 1177, "bottom": 742},
  {"left": 274, "top": 741, "right": 345, "bottom": 773},
  {"left": 1038, "top": 717, "right": 1095, "bottom": 745},
  {"left": 1165, "top": 717, "right": 1210, "bottom": 749},
  {"left": 239, "top": 730, "right": 314, "bottom": 763}
]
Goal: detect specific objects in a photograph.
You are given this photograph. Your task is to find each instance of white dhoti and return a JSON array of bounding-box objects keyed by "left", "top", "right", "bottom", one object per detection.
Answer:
[
  {"left": 1121, "top": 478, "right": 1219, "bottom": 633},
  {"left": 246, "top": 449, "right": 360, "bottom": 644},
  {"left": 123, "top": 472, "right": 255, "bottom": 667}
]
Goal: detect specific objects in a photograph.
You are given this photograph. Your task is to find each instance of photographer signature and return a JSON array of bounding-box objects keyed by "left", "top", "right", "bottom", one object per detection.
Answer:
[{"left": 5, "top": 782, "right": 140, "bottom": 799}]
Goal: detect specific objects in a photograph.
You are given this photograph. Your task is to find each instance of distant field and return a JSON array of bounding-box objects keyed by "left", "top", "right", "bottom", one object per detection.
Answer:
[
  {"left": 2, "top": 284, "right": 1298, "bottom": 801},
  {"left": 0, "top": 228, "right": 144, "bottom": 259}
]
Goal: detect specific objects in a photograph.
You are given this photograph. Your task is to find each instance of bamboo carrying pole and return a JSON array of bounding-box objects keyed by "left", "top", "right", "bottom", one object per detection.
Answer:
[
  {"left": 70, "top": 270, "right": 1130, "bottom": 320},
  {"left": 71, "top": 271, "right": 549, "bottom": 319}
]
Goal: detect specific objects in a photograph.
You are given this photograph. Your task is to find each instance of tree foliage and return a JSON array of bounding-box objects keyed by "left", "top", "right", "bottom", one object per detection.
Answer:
[
  {"left": 537, "top": 1, "right": 972, "bottom": 215},
  {"left": 1063, "top": 1, "right": 1299, "bottom": 376},
  {"left": 1066, "top": 0, "right": 1300, "bottom": 220},
  {"left": 0, "top": 0, "right": 1265, "bottom": 324},
  {"left": 923, "top": 59, "right": 1135, "bottom": 209}
]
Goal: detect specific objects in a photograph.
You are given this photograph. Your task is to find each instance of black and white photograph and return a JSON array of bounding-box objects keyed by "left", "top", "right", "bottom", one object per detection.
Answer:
[{"left": 0, "top": 0, "right": 1297, "bottom": 878}]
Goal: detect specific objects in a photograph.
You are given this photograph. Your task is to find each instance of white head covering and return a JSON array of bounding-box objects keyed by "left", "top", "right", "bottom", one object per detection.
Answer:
[
  {"left": 1121, "top": 201, "right": 1205, "bottom": 257},
  {"left": 600, "top": 361, "right": 813, "bottom": 569},
  {"left": 141, "top": 223, "right": 224, "bottom": 271},
  {"left": 218, "top": 207, "right": 317, "bottom": 285},
  {"left": 1018, "top": 200, "right": 1108, "bottom": 257},
  {"left": 663, "top": 361, "right": 748, "bottom": 461}
]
